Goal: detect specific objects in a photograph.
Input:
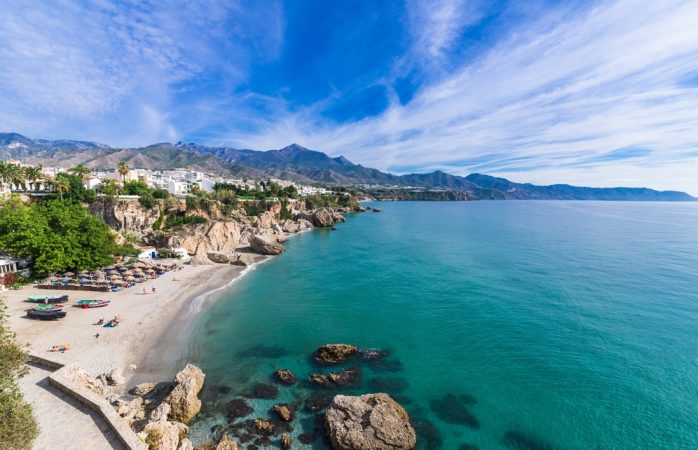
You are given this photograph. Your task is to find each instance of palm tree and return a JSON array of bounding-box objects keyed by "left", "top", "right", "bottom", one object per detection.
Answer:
[
  {"left": 8, "top": 164, "right": 25, "bottom": 191},
  {"left": 23, "top": 165, "right": 43, "bottom": 191},
  {"left": 117, "top": 161, "right": 129, "bottom": 184},
  {"left": 54, "top": 178, "right": 69, "bottom": 200},
  {"left": 69, "top": 163, "right": 91, "bottom": 182}
]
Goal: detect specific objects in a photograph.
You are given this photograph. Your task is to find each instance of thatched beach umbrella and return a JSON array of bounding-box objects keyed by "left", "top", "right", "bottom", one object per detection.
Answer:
[
  {"left": 122, "top": 270, "right": 133, "bottom": 276},
  {"left": 124, "top": 276, "right": 136, "bottom": 282},
  {"left": 144, "top": 268, "right": 155, "bottom": 273},
  {"left": 104, "top": 266, "right": 115, "bottom": 270},
  {"left": 64, "top": 272, "right": 74, "bottom": 277},
  {"left": 109, "top": 275, "right": 121, "bottom": 280}
]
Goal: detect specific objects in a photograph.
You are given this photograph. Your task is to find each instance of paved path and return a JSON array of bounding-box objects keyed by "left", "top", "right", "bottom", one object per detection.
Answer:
[{"left": 19, "top": 363, "right": 124, "bottom": 450}]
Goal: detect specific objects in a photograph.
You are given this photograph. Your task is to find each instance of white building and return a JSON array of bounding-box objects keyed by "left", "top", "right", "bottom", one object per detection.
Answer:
[
  {"left": 167, "top": 181, "right": 190, "bottom": 196},
  {"left": 0, "top": 258, "right": 18, "bottom": 274}
]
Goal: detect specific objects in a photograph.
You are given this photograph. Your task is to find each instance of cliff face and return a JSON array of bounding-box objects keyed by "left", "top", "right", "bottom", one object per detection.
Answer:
[
  {"left": 92, "top": 198, "right": 364, "bottom": 264},
  {"left": 89, "top": 199, "right": 161, "bottom": 237}
]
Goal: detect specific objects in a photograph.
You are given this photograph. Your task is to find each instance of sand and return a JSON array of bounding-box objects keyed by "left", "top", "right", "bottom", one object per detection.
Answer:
[{"left": 4, "top": 263, "right": 252, "bottom": 382}]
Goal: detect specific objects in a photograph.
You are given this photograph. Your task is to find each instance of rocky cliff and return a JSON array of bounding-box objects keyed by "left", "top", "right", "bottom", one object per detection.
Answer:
[{"left": 95, "top": 198, "right": 365, "bottom": 265}]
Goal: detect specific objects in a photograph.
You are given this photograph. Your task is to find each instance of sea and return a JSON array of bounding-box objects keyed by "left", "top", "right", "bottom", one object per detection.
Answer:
[{"left": 181, "top": 201, "right": 698, "bottom": 449}]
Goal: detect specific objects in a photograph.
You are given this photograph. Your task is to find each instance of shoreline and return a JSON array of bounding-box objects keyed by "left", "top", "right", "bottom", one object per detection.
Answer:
[
  {"left": 129, "top": 254, "right": 272, "bottom": 387},
  {"left": 4, "top": 263, "right": 248, "bottom": 384}
]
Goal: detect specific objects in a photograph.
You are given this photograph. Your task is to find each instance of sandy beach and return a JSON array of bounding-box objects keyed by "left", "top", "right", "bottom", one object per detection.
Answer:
[{"left": 4, "top": 263, "right": 252, "bottom": 382}]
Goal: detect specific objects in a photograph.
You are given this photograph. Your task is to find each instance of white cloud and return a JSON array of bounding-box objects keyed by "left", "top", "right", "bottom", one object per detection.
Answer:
[
  {"left": 232, "top": 0, "right": 698, "bottom": 194},
  {"left": 0, "top": 0, "right": 283, "bottom": 146}
]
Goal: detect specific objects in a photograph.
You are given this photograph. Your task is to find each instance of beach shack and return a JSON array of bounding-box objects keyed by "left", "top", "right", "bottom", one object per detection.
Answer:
[{"left": 138, "top": 247, "right": 158, "bottom": 260}]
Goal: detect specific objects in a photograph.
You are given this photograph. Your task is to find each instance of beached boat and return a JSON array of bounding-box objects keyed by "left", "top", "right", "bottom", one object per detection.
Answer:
[
  {"left": 26, "top": 294, "right": 69, "bottom": 304},
  {"left": 76, "top": 299, "right": 110, "bottom": 309},
  {"left": 31, "top": 303, "right": 64, "bottom": 311},
  {"left": 27, "top": 308, "right": 67, "bottom": 320}
]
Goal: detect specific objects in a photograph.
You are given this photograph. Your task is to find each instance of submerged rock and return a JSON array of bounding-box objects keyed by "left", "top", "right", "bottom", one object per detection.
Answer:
[
  {"left": 367, "top": 377, "right": 409, "bottom": 393},
  {"left": 304, "top": 391, "right": 334, "bottom": 412},
  {"left": 359, "top": 348, "right": 390, "bottom": 360},
  {"left": 309, "top": 367, "right": 361, "bottom": 388},
  {"left": 225, "top": 398, "right": 254, "bottom": 420},
  {"left": 502, "top": 431, "right": 555, "bottom": 450},
  {"left": 298, "top": 432, "right": 316, "bottom": 444},
  {"left": 429, "top": 394, "right": 479, "bottom": 429},
  {"left": 245, "top": 383, "right": 280, "bottom": 400},
  {"left": 273, "top": 369, "right": 297, "bottom": 386},
  {"left": 236, "top": 345, "right": 288, "bottom": 359},
  {"left": 253, "top": 418, "right": 274, "bottom": 435},
  {"left": 325, "top": 393, "right": 417, "bottom": 450},
  {"left": 314, "top": 344, "right": 358, "bottom": 364},
  {"left": 411, "top": 416, "right": 443, "bottom": 450}
]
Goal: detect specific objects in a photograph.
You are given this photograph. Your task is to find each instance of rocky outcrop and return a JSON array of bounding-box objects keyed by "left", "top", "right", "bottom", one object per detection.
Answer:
[
  {"left": 89, "top": 199, "right": 163, "bottom": 237},
  {"left": 249, "top": 234, "right": 284, "bottom": 255},
  {"left": 281, "top": 433, "right": 292, "bottom": 449},
  {"left": 207, "top": 251, "right": 232, "bottom": 264},
  {"left": 231, "top": 253, "right": 257, "bottom": 266},
  {"left": 215, "top": 434, "right": 239, "bottom": 450},
  {"left": 310, "top": 367, "right": 361, "bottom": 388},
  {"left": 143, "top": 419, "right": 188, "bottom": 450},
  {"left": 130, "top": 382, "right": 156, "bottom": 397},
  {"left": 164, "top": 364, "right": 205, "bottom": 423},
  {"left": 61, "top": 364, "right": 109, "bottom": 396},
  {"left": 273, "top": 369, "right": 297, "bottom": 386},
  {"left": 296, "top": 208, "right": 343, "bottom": 227},
  {"left": 325, "top": 394, "right": 417, "bottom": 450},
  {"left": 314, "top": 344, "right": 358, "bottom": 364},
  {"left": 165, "top": 221, "right": 243, "bottom": 262},
  {"left": 274, "top": 404, "right": 294, "bottom": 422}
]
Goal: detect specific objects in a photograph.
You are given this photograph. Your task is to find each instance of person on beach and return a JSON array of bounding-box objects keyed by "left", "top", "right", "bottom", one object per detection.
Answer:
[
  {"left": 152, "top": 286, "right": 156, "bottom": 293},
  {"left": 143, "top": 287, "right": 147, "bottom": 295},
  {"left": 95, "top": 333, "right": 99, "bottom": 339},
  {"left": 97, "top": 318, "right": 104, "bottom": 325}
]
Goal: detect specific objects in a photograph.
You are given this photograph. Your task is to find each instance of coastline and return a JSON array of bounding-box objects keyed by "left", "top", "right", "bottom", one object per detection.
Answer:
[
  {"left": 4, "top": 263, "right": 247, "bottom": 383},
  {"left": 129, "top": 254, "right": 272, "bottom": 386}
]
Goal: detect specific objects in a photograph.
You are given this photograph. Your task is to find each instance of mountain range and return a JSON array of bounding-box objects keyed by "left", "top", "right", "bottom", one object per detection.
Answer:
[{"left": 0, "top": 132, "right": 693, "bottom": 201}]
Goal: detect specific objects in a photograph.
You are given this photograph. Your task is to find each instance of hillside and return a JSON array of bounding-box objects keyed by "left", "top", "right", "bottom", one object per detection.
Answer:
[{"left": 0, "top": 132, "right": 693, "bottom": 201}]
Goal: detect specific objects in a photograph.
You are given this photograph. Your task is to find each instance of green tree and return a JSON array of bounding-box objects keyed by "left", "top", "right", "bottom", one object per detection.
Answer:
[
  {"left": 0, "top": 198, "right": 118, "bottom": 276},
  {"left": 68, "top": 163, "right": 91, "bottom": 182},
  {"left": 0, "top": 297, "right": 39, "bottom": 449},
  {"left": 22, "top": 165, "right": 43, "bottom": 191},
  {"left": 53, "top": 178, "right": 69, "bottom": 200},
  {"left": 116, "top": 161, "right": 129, "bottom": 183}
]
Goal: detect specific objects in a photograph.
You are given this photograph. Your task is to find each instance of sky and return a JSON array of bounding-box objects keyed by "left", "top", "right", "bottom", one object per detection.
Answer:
[{"left": 1, "top": 0, "right": 698, "bottom": 193}]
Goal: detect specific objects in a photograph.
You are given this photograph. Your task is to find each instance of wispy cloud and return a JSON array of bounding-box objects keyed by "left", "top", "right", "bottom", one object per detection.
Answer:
[
  {"left": 1, "top": 0, "right": 698, "bottom": 193},
  {"left": 225, "top": 0, "right": 698, "bottom": 193},
  {"left": 0, "top": 0, "right": 283, "bottom": 145}
]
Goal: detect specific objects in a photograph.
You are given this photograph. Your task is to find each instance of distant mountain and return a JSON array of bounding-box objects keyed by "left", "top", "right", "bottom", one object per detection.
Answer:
[{"left": 0, "top": 132, "right": 693, "bottom": 201}]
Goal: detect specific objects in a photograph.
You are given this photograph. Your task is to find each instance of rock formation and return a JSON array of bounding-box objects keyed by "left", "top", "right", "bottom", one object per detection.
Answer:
[
  {"left": 249, "top": 234, "right": 284, "bottom": 255},
  {"left": 325, "top": 393, "right": 417, "bottom": 450},
  {"left": 164, "top": 364, "right": 205, "bottom": 423},
  {"left": 314, "top": 344, "right": 358, "bottom": 364},
  {"left": 273, "top": 369, "right": 297, "bottom": 386}
]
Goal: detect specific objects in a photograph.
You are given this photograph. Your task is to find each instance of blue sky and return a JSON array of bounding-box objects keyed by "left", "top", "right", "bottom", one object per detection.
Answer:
[{"left": 1, "top": 0, "right": 698, "bottom": 193}]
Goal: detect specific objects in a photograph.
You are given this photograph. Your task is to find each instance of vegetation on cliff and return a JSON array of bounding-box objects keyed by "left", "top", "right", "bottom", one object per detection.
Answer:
[
  {"left": 0, "top": 297, "right": 39, "bottom": 450},
  {"left": 0, "top": 196, "right": 135, "bottom": 275}
]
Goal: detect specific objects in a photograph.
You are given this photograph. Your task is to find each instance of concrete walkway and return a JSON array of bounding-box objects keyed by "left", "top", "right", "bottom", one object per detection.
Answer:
[{"left": 19, "top": 363, "right": 124, "bottom": 450}]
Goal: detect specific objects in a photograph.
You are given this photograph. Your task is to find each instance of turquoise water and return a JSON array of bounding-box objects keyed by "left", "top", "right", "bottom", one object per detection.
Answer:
[{"left": 185, "top": 201, "right": 698, "bottom": 449}]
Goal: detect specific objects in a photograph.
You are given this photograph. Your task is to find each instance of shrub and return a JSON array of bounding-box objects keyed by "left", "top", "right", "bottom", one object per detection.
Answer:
[
  {"left": 163, "top": 214, "right": 207, "bottom": 229},
  {"left": 0, "top": 298, "right": 39, "bottom": 449}
]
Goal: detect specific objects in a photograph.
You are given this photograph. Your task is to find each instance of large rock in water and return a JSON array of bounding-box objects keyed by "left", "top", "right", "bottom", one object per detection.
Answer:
[
  {"left": 314, "top": 344, "right": 358, "bottom": 364},
  {"left": 249, "top": 234, "right": 284, "bottom": 255},
  {"left": 143, "top": 420, "right": 188, "bottom": 450},
  {"left": 164, "top": 364, "right": 205, "bottom": 423},
  {"left": 325, "top": 394, "right": 417, "bottom": 450}
]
